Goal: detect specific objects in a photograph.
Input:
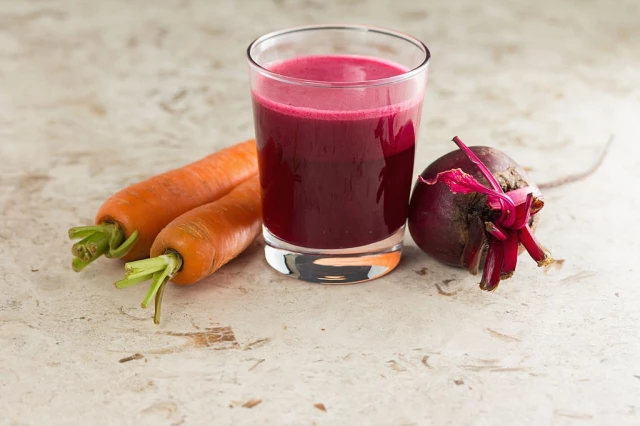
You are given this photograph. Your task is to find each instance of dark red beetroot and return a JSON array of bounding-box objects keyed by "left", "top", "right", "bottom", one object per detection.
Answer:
[{"left": 408, "top": 136, "right": 552, "bottom": 291}]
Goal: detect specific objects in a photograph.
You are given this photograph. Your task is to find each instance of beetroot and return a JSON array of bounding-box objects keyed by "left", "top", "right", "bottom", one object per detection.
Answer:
[{"left": 408, "top": 136, "right": 552, "bottom": 291}]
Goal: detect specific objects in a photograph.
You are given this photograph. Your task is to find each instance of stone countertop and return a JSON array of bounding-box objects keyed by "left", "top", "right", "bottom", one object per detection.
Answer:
[{"left": 1, "top": 0, "right": 639, "bottom": 424}]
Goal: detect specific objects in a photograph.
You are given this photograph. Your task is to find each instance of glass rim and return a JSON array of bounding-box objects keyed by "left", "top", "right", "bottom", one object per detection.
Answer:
[{"left": 246, "top": 24, "right": 430, "bottom": 89}]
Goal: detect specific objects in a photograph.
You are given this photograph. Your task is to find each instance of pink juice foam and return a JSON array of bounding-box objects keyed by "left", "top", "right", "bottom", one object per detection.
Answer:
[{"left": 252, "top": 55, "right": 423, "bottom": 249}]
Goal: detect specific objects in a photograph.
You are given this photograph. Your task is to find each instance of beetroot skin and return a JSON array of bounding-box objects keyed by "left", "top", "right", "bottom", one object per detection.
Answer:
[{"left": 408, "top": 138, "right": 551, "bottom": 290}]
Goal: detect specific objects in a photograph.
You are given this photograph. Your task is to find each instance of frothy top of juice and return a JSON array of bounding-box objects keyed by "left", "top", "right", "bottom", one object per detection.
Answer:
[
  {"left": 268, "top": 55, "right": 407, "bottom": 83},
  {"left": 253, "top": 55, "right": 423, "bottom": 120}
]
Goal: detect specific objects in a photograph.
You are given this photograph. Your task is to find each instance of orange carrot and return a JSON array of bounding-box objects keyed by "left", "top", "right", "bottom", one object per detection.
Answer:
[
  {"left": 68, "top": 140, "right": 257, "bottom": 271},
  {"left": 115, "top": 175, "right": 262, "bottom": 324}
]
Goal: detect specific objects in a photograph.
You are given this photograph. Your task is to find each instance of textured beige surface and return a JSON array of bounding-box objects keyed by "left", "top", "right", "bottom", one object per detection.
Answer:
[{"left": 1, "top": 0, "right": 640, "bottom": 425}]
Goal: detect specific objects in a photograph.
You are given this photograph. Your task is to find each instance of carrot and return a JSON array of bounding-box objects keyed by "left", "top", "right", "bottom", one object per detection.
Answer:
[
  {"left": 114, "top": 175, "right": 262, "bottom": 324},
  {"left": 68, "top": 140, "right": 258, "bottom": 271}
]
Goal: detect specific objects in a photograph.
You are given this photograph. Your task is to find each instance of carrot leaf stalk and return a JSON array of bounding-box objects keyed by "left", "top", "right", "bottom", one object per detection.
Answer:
[
  {"left": 115, "top": 251, "right": 183, "bottom": 324},
  {"left": 68, "top": 223, "right": 139, "bottom": 271}
]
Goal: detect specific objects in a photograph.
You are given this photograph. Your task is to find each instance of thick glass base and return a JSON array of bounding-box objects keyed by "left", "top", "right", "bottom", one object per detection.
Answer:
[{"left": 263, "top": 226, "right": 404, "bottom": 284}]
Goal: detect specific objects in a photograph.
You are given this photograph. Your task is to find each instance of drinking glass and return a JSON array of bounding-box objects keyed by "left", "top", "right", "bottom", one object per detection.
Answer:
[{"left": 247, "top": 25, "right": 430, "bottom": 283}]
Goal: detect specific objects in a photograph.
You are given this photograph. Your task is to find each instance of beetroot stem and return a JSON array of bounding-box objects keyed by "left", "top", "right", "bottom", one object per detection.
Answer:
[
  {"left": 452, "top": 136, "right": 516, "bottom": 227},
  {"left": 501, "top": 231, "right": 519, "bottom": 279},
  {"left": 486, "top": 186, "right": 541, "bottom": 209},
  {"left": 461, "top": 216, "right": 487, "bottom": 275},
  {"left": 480, "top": 240, "right": 503, "bottom": 291},
  {"left": 512, "top": 193, "right": 534, "bottom": 230},
  {"left": 518, "top": 225, "right": 553, "bottom": 267},
  {"left": 452, "top": 136, "right": 503, "bottom": 192},
  {"left": 420, "top": 168, "right": 517, "bottom": 228},
  {"left": 485, "top": 222, "right": 508, "bottom": 241}
]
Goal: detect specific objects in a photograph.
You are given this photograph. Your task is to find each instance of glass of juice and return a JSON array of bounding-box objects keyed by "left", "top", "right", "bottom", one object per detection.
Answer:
[{"left": 247, "top": 25, "right": 430, "bottom": 283}]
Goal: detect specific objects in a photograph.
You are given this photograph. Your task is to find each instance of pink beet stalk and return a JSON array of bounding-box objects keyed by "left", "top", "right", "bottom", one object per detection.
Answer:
[
  {"left": 452, "top": 136, "right": 503, "bottom": 192},
  {"left": 486, "top": 186, "right": 541, "bottom": 210},
  {"left": 501, "top": 230, "right": 519, "bottom": 279},
  {"left": 461, "top": 217, "right": 486, "bottom": 275},
  {"left": 485, "top": 222, "right": 508, "bottom": 241},
  {"left": 480, "top": 240, "right": 503, "bottom": 291},
  {"left": 420, "top": 169, "right": 517, "bottom": 222},
  {"left": 518, "top": 225, "right": 552, "bottom": 267},
  {"left": 453, "top": 136, "right": 516, "bottom": 227},
  {"left": 512, "top": 193, "right": 534, "bottom": 230}
]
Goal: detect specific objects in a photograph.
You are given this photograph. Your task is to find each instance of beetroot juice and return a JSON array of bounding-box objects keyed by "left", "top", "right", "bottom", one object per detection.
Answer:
[{"left": 252, "top": 55, "right": 423, "bottom": 250}]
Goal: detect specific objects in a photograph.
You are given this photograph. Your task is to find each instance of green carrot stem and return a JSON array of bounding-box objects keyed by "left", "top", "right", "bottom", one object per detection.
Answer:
[
  {"left": 141, "top": 253, "right": 182, "bottom": 308},
  {"left": 68, "top": 222, "right": 139, "bottom": 271},
  {"left": 71, "top": 234, "right": 97, "bottom": 259},
  {"left": 124, "top": 256, "right": 170, "bottom": 274},
  {"left": 71, "top": 256, "right": 91, "bottom": 272},
  {"left": 72, "top": 232, "right": 109, "bottom": 262},
  {"left": 68, "top": 228, "right": 98, "bottom": 240},
  {"left": 122, "top": 268, "right": 165, "bottom": 282},
  {"left": 114, "top": 274, "right": 152, "bottom": 289},
  {"left": 108, "top": 230, "right": 139, "bottom": 259},
  {"left": 108, "top": 226, "right": 125, "bottom": 252},
  {"left": 68, "top": 225, "right": 105, "bottom": 239},
  {"left": 154, "top": 281, "right": 168, "bottom": 325},
  {"left": 115, "top": 251, "right": 183, "bottom": 324},
  {"left": 115, "top": 257, "right": 168, "bottom": 289}
]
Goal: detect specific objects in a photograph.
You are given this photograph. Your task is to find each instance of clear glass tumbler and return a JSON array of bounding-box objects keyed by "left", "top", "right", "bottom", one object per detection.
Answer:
[{"left": 247, "top": 25, "right": 430, "bottom": 284}]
